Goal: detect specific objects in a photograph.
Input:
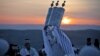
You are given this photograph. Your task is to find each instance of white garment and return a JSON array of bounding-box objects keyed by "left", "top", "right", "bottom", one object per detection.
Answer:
[
  {"left": 79, "top": 46, "right": 100, "bottom": 56},
  {"left": 20, "top": 47, "right": 39, "bottom": 56}
]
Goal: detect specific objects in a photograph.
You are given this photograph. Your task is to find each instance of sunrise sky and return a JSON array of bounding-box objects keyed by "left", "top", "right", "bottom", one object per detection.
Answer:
[{"left": 0, "top": 0, "right": 100, "bottom": 25}]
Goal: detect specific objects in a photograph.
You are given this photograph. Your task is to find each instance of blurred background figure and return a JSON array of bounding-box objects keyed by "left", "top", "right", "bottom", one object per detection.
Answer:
[
  {"left": 6, "top": 44, "right": 14, "bottom": 56},
  {"left": 72, "top": 44, "right": 80, "bottom": 55},
  {"left": 86, "top": 38, "right": 91, "bottom": 46},
  {"left": 6, "top": 44, "right": 21, "bottom": 56},
  {"left": 0, "top": 39, "right": 9, "bottom": 56},
  {"left": 39, "top": 44, "right": 47, "bottom": 56},
  {"left": 94, "top": 39, "right": 100, "bottom": 50},
  {"left": 79, "top": 38, "right": 100, "bottom": 56},
  {"left": 72, "top": 44, "right": 77, "bottom": 54},
  {"left": 20, "top": 39, "right": 39, "bottom": 56}
]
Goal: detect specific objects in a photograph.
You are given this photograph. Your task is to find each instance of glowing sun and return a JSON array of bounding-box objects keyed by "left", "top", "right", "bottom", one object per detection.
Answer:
[{"left": 62, "top": 17, "right": 71, "bottom": 24}]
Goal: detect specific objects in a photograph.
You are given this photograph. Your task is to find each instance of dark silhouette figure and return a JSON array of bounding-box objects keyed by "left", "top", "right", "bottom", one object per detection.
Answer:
[
  {"left": 39, "top": 44, "right": 47, "bottom": 56},
  {"left": 6, "top": 44, "right": 21, "bottom": 56},
  {"left": 94, "top": 39, "right": 99, "bottom": 49},
  {"left": 72, "top": 44, "right": 80, "bottom": 55},
  {"left": 86, "top": 38, "right": 91, "bottom": 46},
  {"left": 55, "top": 1, "right": 59, "bottom": 6},
  {"left": 51, "top": 1, "right": 54, "bottom": 7},
  {"left": 72, "top": 44, "right": 77, "bottom": 54},
  {"left": 6, "top": 44, "right": 13, "bottom": 56},
  {"left": 62, "top": 1, "right": 66, "bottom": 7}
]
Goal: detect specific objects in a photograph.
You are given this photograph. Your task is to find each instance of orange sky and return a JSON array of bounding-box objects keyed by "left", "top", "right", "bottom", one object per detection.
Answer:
[
  {"left": 68, "top": 18, "right": 100, "bottom": 25},
  {"left": 0, "top": 16, "right": 45, "bottom": 24},
  {"left": 0, "top": 0, "right": 100, "bottom": 25},
  {"left": 0, "top": 16, "right": 100, "bottom": 25}
]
